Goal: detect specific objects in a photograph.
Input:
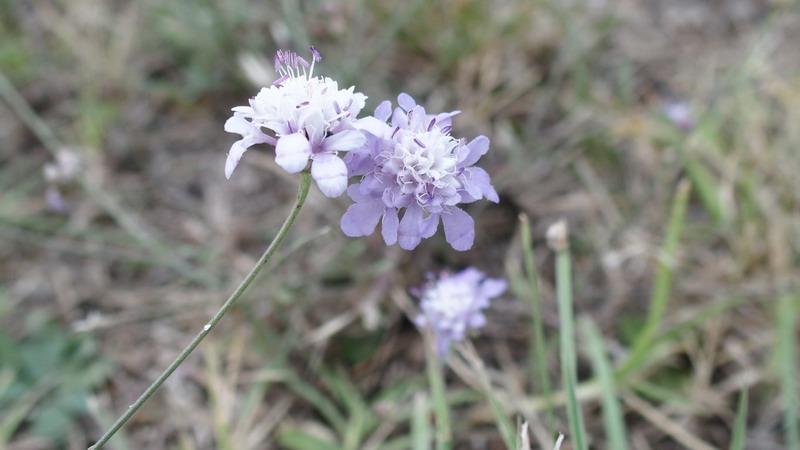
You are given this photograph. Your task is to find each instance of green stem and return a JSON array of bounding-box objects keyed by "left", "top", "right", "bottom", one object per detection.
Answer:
[
  {"left": 519, "top": 214, "right": 556, "bottom": 432},
  {"left": 426, "top": 340, "right": 452, "bottom": 450},
  {"left": 89, "top": 171, "right": 312, "bottom": 449},
  {"left": 554, "top": 231, "right": 588, "bottom": 450}
]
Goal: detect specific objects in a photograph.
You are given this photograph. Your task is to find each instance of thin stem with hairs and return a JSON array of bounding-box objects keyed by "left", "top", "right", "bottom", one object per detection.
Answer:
[{"left": 89, "top": 171, "right": 312, "bottom": 450}]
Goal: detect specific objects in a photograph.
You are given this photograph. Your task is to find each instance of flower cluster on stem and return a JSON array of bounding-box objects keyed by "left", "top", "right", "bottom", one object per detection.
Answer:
[
  {"left": 413, "top": 268, "right": 507, "bottom": 358},
  {"left": 341, "top": 94, "right": 499, "bottom": 251},
  {"left": 225, "top": 47, "right": 368, "bottom": 198}
]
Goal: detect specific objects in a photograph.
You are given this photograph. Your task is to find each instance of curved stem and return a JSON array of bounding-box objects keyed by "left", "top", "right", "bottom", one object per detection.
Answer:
[{"left": 89, "top": 171, "right": 312, "bottom": 449}]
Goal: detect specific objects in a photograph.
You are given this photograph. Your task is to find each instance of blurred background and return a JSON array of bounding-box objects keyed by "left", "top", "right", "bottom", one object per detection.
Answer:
[{"left": 1, "top": 0, "right": 799, "bottom": 448}]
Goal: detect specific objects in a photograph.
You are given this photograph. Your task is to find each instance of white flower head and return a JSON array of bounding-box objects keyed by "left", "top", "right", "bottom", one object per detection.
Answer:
[{"left": 225, "top": 47, "right": 367, "bottom": 198}]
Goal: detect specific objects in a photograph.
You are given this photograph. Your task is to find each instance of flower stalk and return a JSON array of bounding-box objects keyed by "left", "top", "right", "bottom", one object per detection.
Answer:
[
  {"left": 425, "top": 334, "right": 452, "bottom": 450},
  {"left": 89, "top": 171, "right": 312, "bottom": 450}
]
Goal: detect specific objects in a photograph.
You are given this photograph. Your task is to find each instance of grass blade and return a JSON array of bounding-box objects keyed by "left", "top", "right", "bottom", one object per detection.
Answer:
[
  {"left": 548, "top": 220, "right": 588, "bottom": 450},
  {"left": 730, "top": 388, "right": 748, "bottom": 450},
  {"left": 618, "top": 180, "right": 691, "bottom": 377},
  {"left": 519, "top": 214, "right": 556, "bottom": 432},
  {"left": 411, "top": 393, "right": 432, "bottom": 450},
  {"left": 777, "top": 294, "right": 799, "bottom": 448},
  {"left": 583, "top": 318, "right": 628, "bottom": 450},
  {"left": 284, "top": 375, "right": 347, "bottom": 435},
  {"left": 425, "top": 336, "right": 452, "bottom": 450},
  {"left": 457, "top": 343, "right": 517, "bottom": 450}
]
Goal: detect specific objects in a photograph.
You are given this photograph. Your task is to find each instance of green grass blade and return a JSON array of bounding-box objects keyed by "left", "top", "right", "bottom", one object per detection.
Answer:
[
  {"left": 549, "top": 221, "right": 588, "bottom": 450},
  {"left": 777, "top": 294, "right": 799, "bottom": 448},
  {"left": 284, "top": 375, "right": 347, "bottom": 435},
  {"left": 457, "top": 344, "right": 517, "bottom": 449},
  {"left": 318, "top": 366, "right": 372, "bottom": 449},
  {"left": 619, "top": 180, "right": 691, "bottom": 377},
  {"left": 519, "top": 214, "right": 556, "bottom": 432},
  {"left": 684, "top": 159, "right": 726, "bottom": 226},
  {"left": 411, "top": 393, "right": 433, "bottom": 450},
  {"left": 730, "top": 388, "right": 748, "bottom": 450},
  {"left": 583, "top": 318, "right": 628, "bottom": 450},
  {"left": 276, "top": 429, "right": 340, "bottom": 450},
  {"left": 425, "top": 338, "right": 452, "bottom": 450}
]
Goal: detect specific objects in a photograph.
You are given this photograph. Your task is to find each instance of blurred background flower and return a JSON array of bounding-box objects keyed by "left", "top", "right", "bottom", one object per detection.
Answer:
[{"left": 413, "top": 267, "right": 507, "bottom": 358}]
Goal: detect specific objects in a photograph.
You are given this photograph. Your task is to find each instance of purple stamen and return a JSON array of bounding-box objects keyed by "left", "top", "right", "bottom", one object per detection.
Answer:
[
  {"left": 296, "top": 101, "right": 310, "bottom": 108},
  {"left": 427, "top": 118, "right": 436, "bottom": 131},
  {"left": 391, "top": 126, "right": 400, "bottom": 139},
  {"left": 297, "top": 56, "right": 310, "bottom": 69},
  {"left": 441, "top": 126, "right": 452, "bottom": 134},
  {"left": 414, "top": 138, "right": 426, "bottom": 148},
  {"left": 333, "top": 101, "right": 341, "bottom": 115},
  {"left": 310, "top": 46, "right": 321, "bottom": 62},
  {"left": 272, "top": 74, "right": 289, "bottom": 85}
]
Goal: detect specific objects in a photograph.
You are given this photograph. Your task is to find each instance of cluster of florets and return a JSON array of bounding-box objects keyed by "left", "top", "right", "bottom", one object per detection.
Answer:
[
  {"left": 412, "top": 268, "right": 507, "bottom": 358},
  {"left": 225, "top": 47, "right": 507, "bottom": 355},
  {"left": 341, "top": 94, "right": 498, "bottom": 251},
  {"left": 225, "top": 46, "right": 367, "bottom": 198},
  {"left": 225, "top": 47, "right": 497, "bottom": 251}
]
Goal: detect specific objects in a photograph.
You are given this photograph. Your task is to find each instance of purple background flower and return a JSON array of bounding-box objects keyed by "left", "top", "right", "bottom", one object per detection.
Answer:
[{"left": 413, "top": 268, "right": 507, "bottom": 358}]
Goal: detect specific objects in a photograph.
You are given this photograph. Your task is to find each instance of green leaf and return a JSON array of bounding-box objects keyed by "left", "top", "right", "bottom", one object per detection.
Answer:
[
  {"left": 277, "top": 429, "right": 341, "bottom": 450},
  {"left": 730, "top": 388, "right": 748, "bottom": 450}
]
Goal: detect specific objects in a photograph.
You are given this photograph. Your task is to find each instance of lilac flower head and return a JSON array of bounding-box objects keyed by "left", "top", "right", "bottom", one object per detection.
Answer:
[
  {"left": 413, "top": 268, "right": 507, "bottom": 358},
  {"left": 224, "top": 47, "right": 368, "bottom": 198},
  {"left": 340, "top": 94, "right": 499, "bottom": 251},
  {"left": 662, "top": 100, "right": 695, "bottom": 132}
]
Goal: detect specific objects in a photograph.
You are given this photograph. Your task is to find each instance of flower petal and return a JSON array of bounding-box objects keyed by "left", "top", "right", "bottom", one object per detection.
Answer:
[
  {"left": 275, "top": 133, "right": 312, "bottom": 173},
  {"left": 479, "top": 278, "right": 508, "bottom": 298},
  {"left": 225, "top": 140, "right": 249, "bottom": 179},
  {"left": 398, "top": 93, "right": 416, "bottom": 111},
  {"left": 321, "top": 130, "right": 366, "bottom": 153},
  {"left": 311, "top": 153, "right": 348, "bottom": 198},
  {"left": 433, "top": 110, "right": 460, "bottom": 130},
  {"left": 408, "top": 105, "right": 427, "bottom": 131},
  {"left": 391, "top": 107, "right": 408, "bottom": 128},
  {"left": 300, "top": 109, "right": 326, "bottom": 147},
  {"left": 343, "top": 148, "right": 372, "bottom": 177},
  {"left": 224, "top": 115, "right": 252, "bottom": 135},
  {"left": 374, "top": 100, "right": 392, "bottom": 122},
  {"left": 354, "top": 116, "right": 390, "bottom": 138},
  {"left": 461, "top": 167, "right": 499, "bottom": 203},
  {"left": 345, "top": 183, "right": 366, "bottom": 202},
  {"left": 442, "top": 207, "right": 475, "bottom": 251},
  {"left": 341, "top": 201, "right": 384, "bottom": 237},
  {"left": 467, "top": 312, "right": 487, "bottom": 328},
  {"left": 381, "top": 207, "right": 399, "bottom": 245},
  {"left": 397, "top": 205, "right": 424, "bottom": 250},
  {"left": 420, "top": 213, "right": 440, "bottom": 238},
  {"left": 459, "top": 135, "right": 490, "bottom": 167}
]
